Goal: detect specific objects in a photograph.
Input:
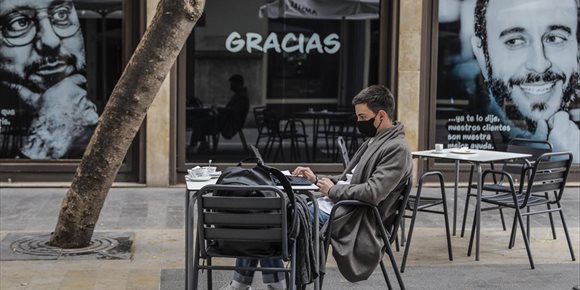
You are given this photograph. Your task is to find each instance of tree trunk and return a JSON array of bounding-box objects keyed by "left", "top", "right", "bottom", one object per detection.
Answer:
[{"left": 49, "top": 0, "right": 205, "bottom": 248}]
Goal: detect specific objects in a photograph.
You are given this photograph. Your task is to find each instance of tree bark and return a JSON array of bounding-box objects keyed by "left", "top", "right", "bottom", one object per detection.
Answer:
[{"left": 49, "top": 0, "right": 205, "bottom": 248}]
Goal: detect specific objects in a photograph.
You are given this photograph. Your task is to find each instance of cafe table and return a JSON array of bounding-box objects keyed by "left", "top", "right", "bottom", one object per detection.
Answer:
[
  {"left": 411, "top": 148, "right": 531, "bottom": 261},
  {"left": 184, "top": 178, "right": 320, "bottom": 290}
]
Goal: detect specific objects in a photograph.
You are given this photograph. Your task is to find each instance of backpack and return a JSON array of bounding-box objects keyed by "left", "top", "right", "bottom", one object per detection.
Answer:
[{"left": 212, "top": 159, "right": 298, "bottom": 256}]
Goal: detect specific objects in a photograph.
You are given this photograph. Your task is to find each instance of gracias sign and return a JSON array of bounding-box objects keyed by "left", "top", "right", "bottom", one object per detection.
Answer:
[{"left": 225, "top": 32, "right": 340, "bottom": 54}]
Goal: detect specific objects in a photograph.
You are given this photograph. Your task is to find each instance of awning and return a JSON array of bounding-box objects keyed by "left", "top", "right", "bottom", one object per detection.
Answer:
[{"left": 259, "top": 0, "right": 379, "bottom": 20}]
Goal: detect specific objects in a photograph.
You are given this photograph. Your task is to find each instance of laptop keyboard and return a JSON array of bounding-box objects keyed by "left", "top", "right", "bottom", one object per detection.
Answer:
[{"left": 273, "top": 175, "right": 313, "bottom": 186}]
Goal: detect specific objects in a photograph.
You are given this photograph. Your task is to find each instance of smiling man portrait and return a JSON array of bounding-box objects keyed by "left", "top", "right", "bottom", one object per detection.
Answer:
[
  {"left": 471, "top": 0, "right": 580, "bottom": 161},
  {"left": 0, "top": 0, "right": 98, "bottom": 159}
]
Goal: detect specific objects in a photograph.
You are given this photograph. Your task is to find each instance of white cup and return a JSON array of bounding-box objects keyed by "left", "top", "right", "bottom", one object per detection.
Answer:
[
  {"left": 188, "top": 167, "right": 208, "bottom": 178},
  {"left": 435, "top": 144, "right": 444, "bottom": 152},
  {"left": 203, "top": 166, "right": 217, "bottom": 174}
]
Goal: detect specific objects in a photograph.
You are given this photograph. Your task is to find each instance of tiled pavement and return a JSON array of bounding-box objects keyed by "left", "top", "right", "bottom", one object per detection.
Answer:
[{"left": 1, "top": 186, "right": 579, "bottom": 289}]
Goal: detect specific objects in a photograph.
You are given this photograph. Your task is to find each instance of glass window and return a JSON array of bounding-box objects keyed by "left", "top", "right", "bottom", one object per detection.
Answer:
[
  {"left": 181, "top": 0, "right": 380, "bottom": 164},
  {"left": 434, "top": 0, "right": 580, "bottom": 163},
  {"left": 0, "top": 0, "right": 125, "bottom": 160}
]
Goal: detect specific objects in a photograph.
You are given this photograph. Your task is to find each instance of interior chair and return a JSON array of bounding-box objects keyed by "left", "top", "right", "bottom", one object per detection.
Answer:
[
  {"left": 467, "top": 152, "right": 575, "bottom": 269},
  {"left": 253, "top": 106, "right": 267, "bottom": 148},
  {"left": 321, "top": 176, "right": 413, "bottom": 290},
  {"left": 189, "top": 184, "right": 298, "bottom": 290},
  {"left": 460, "top": 138, "right": 554, "bottom": 238},
  {"left": 262, "top": 111, "right": 310, "bottom": 162},
  {"left": 400, "top": 171, "right": 452, "bottom": 272}
]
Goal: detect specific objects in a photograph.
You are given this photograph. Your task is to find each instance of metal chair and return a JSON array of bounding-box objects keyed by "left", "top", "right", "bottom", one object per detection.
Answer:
[
  {"left": 468, "top": 152, "right": 576, "bottom": 269},
  {"left": 400, "top": 171, "right": 452, "bottom": 272},
  {"left": 188, "top": 184, "right": 297, "bottom": 290},
  {"left": 460, "top": 138, "right": 554, "bottom": 238},
  {"left": 263, "top": 111, "right": 310, "bottom": 162},
  {"left": 253, "top": 106, "right": 267, "bottom": 147},
  {"left": 321, "top": 176, "right": 413, "bottom": 290},
  {"left": 336, "top": 136, "right": 350, "bottom": 169}
]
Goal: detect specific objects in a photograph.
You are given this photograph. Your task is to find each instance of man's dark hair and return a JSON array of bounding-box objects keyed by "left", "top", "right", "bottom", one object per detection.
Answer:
[
  {"left": 474, "top": 0, "right": 580, "bottom": 76},
  {"left": 352, "top": 85, "right": 395, "bottom": 120}
]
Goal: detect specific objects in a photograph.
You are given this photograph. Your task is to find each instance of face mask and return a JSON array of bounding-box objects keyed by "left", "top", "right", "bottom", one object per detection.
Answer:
[{"left": 357, "top": 114, "right": 380, "bottom": 137}]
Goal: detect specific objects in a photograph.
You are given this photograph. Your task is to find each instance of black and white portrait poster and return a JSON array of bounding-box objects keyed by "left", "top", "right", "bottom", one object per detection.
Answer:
[
  {"left": 0, "top": 0, "right": 98, "bottom": 159},
  {"left": 436, "top": 0, "right": 580, "bottom": 162}
]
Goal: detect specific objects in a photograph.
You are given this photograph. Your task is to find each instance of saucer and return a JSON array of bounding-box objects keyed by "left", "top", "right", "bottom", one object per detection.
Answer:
[
  {"left": 431, "top": 150, "right": 445, "bottom": 154},
  {"left": 185, "top": 175, "right": 212, "bottom": 182},
  {"left": 450, "top": 149, "right": 477, "bottom": 154}
]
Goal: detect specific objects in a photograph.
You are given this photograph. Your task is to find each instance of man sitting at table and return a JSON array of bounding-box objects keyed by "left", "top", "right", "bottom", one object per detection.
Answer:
[{"left": 293, "top": 85, "right": 413, "bottom": 282}]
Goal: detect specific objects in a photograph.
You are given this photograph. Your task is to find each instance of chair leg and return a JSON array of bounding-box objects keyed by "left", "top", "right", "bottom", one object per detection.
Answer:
[
  {"left": 498, "top": 207, "right": 507, "bottom": 231},
  {"left": 289, "top": 243, "right": 297, "bottom": 290},
  {"left": 526, "top": 207, "right": 531, "bottom": 240},
  {"left": 192, "top": 238, "right": 200, "bottom": 290},
  {"left": 558, "top": 209, "right": 576, "bottom": 261},
  {"left": 546, "top": 192, "right": 557, "bottom": 240},
  {"left": 509, "top": 214, "right": 518, "bottom": 249},
  {"left": 400, "top": 218, "right": 406, "bottom": 247},
  {"left": 401, "top": 204, "right": 420, "bottom": 273},
  {"left": 515, "top": 208, "right": 535, "bottom": 269},
  {"left": 441, "top": 188, "right": 454, "bottom": 261},
  {"left": 395, "top": 234, "right": 400, "bottom": 252},
  {"left": 467, "top": 204, "right": 477, "bottom": 257},
  {"left": 238, "top": 129, "right": 249, "bottom": 152},
  {"left": 461, "top": 165, "right": 475, "bottom": 237},
  {"left": 379, "top": 260, "right": 393, "bottom": 290},
  {"left": 207, "top": 257, "right": 213, "bottom": 290},
  {"left": 373, "top": 210, "right": 405, "bottom": 290}
]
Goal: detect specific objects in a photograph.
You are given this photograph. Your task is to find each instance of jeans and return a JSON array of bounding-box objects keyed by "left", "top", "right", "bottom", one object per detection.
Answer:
[
  {"left": 233, "top": 204, "right": 330, "bottom": 285},
  {"left": 233, "top": 258, "right": 285, "bottom": 285},
  {"left": 308, "top": 204, "right": 330, "bottom": 229}
]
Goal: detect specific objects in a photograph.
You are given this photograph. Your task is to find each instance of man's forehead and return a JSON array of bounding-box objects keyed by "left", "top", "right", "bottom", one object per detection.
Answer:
[
  {"left": 486, "top": 0, "right": 577, "bottom": 34},
  {"left": 0, "top": 0, "right": 70, "bottom": 15},
  {"left": 487, "top": 0, "right": 577, "bottom": 20},
  {"left": 355, "top": 104, "right": 373, "bottom": 114}
]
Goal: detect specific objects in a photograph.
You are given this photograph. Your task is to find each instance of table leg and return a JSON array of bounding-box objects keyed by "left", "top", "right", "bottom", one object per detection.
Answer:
[
  {"left": 185, "top": 189, "right": 190, "bottom": 290},
  {"left": 453, "top": 160, "right": 459, "bottom": 236},
  {"left": 475, "top": 163, "right": 482, "bottom": 261}
]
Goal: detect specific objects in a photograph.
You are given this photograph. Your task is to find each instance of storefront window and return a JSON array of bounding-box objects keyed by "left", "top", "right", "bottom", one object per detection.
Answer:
[
  {"left": 434, "top": 0, "right": 580, "bottom": 162},
  {"left": 182, "top": 0, "right": 380, "bottom": 164},
  {"left": 0, "top": 0, "right": 123, "bottom": 160}
]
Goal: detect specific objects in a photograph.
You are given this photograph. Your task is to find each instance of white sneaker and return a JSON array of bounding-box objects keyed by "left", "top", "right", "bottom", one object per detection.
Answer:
[{"left": 219, "top": 281, "right": 252, "bottom": 290}]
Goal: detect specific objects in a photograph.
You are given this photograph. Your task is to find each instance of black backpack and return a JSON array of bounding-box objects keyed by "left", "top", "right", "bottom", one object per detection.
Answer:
[{"left": 212, "top": 159, "right": 298, "bottom": 256}]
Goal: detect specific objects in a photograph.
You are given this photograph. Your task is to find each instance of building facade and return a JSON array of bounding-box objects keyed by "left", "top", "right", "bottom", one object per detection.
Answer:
[{"left": 1, "top": 0, "right": 577, "bottom": 185}]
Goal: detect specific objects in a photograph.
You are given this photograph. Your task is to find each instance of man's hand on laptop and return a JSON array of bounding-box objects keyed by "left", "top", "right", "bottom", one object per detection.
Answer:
[
  {"left": 292, "top": 166, "right": 317, "bottom": 182},
  {"left": 317, "top": 178, "right": 334, "bottom": 195}
]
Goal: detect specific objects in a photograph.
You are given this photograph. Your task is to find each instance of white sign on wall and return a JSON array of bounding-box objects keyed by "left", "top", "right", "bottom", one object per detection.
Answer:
[{"left": 225, "top": 32, "right": 341, "bottom": 54}]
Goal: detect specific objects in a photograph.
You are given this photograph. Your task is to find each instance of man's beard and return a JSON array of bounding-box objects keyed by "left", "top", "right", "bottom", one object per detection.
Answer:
[
  {"left": 23, "top": 53, "right": 84, "bottom": 92},
  {"left": 486, "top": 71, "right": 578, "bottom": 134}
]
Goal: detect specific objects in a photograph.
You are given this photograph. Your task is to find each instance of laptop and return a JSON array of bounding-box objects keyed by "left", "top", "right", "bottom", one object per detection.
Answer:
[{"left": 249, "top": 145, "right": 313, "bottom": 186}]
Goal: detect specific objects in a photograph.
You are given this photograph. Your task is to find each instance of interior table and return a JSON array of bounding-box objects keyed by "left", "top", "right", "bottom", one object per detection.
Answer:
[
  {"left": 411, "top": 148, "right": 531, "bottom": 261},
  {"left": 184, "top": 178, "right": 320, "bottom": 290}
]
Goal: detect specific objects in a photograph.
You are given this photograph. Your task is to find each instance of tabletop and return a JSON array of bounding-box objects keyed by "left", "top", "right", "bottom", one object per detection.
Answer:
[
  {"left": 186, "top": 178, "right": 319, "bottom": 191},
  {"left": 411, "top": 148, "right": 532, "bottom": 163}
]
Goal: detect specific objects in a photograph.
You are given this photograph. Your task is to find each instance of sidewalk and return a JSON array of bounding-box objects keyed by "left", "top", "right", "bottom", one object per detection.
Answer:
[{"left": 1, "top": 187, "right": 579, "bottom": 290}]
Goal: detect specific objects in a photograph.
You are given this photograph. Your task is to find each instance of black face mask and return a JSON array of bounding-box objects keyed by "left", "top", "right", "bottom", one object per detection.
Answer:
[{"left": 357, "top": 114, "right": 381, "bottom": 137}]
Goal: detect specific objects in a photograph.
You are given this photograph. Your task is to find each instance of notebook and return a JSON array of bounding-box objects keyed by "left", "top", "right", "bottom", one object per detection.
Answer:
[{"left": 249, "top": 145, "right": 313, "bottom": 186}]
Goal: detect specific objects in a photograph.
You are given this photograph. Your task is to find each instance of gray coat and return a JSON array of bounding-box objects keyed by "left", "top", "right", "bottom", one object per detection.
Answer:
[{"left": 324, "top": 122, "right": 412, "bottom": 282}]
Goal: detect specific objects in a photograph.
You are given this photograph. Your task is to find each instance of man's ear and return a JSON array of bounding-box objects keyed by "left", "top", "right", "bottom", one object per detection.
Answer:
[{"left": 471, "top": 36, "right": 489, "bottom": 79}]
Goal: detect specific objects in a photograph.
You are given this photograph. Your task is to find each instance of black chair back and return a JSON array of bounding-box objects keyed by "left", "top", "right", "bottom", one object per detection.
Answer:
[
  {"left": 196, "top": 185, "right": 290, "bottom": 259},
  {"left": 503, "top": 138, "right": 552, "bottom": 176},
  {"left": 253, "top": 106, "right": 266, "bottom": 131},
  {"left": 523, "top": 152, "right": 573, "bottom": 207}
]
